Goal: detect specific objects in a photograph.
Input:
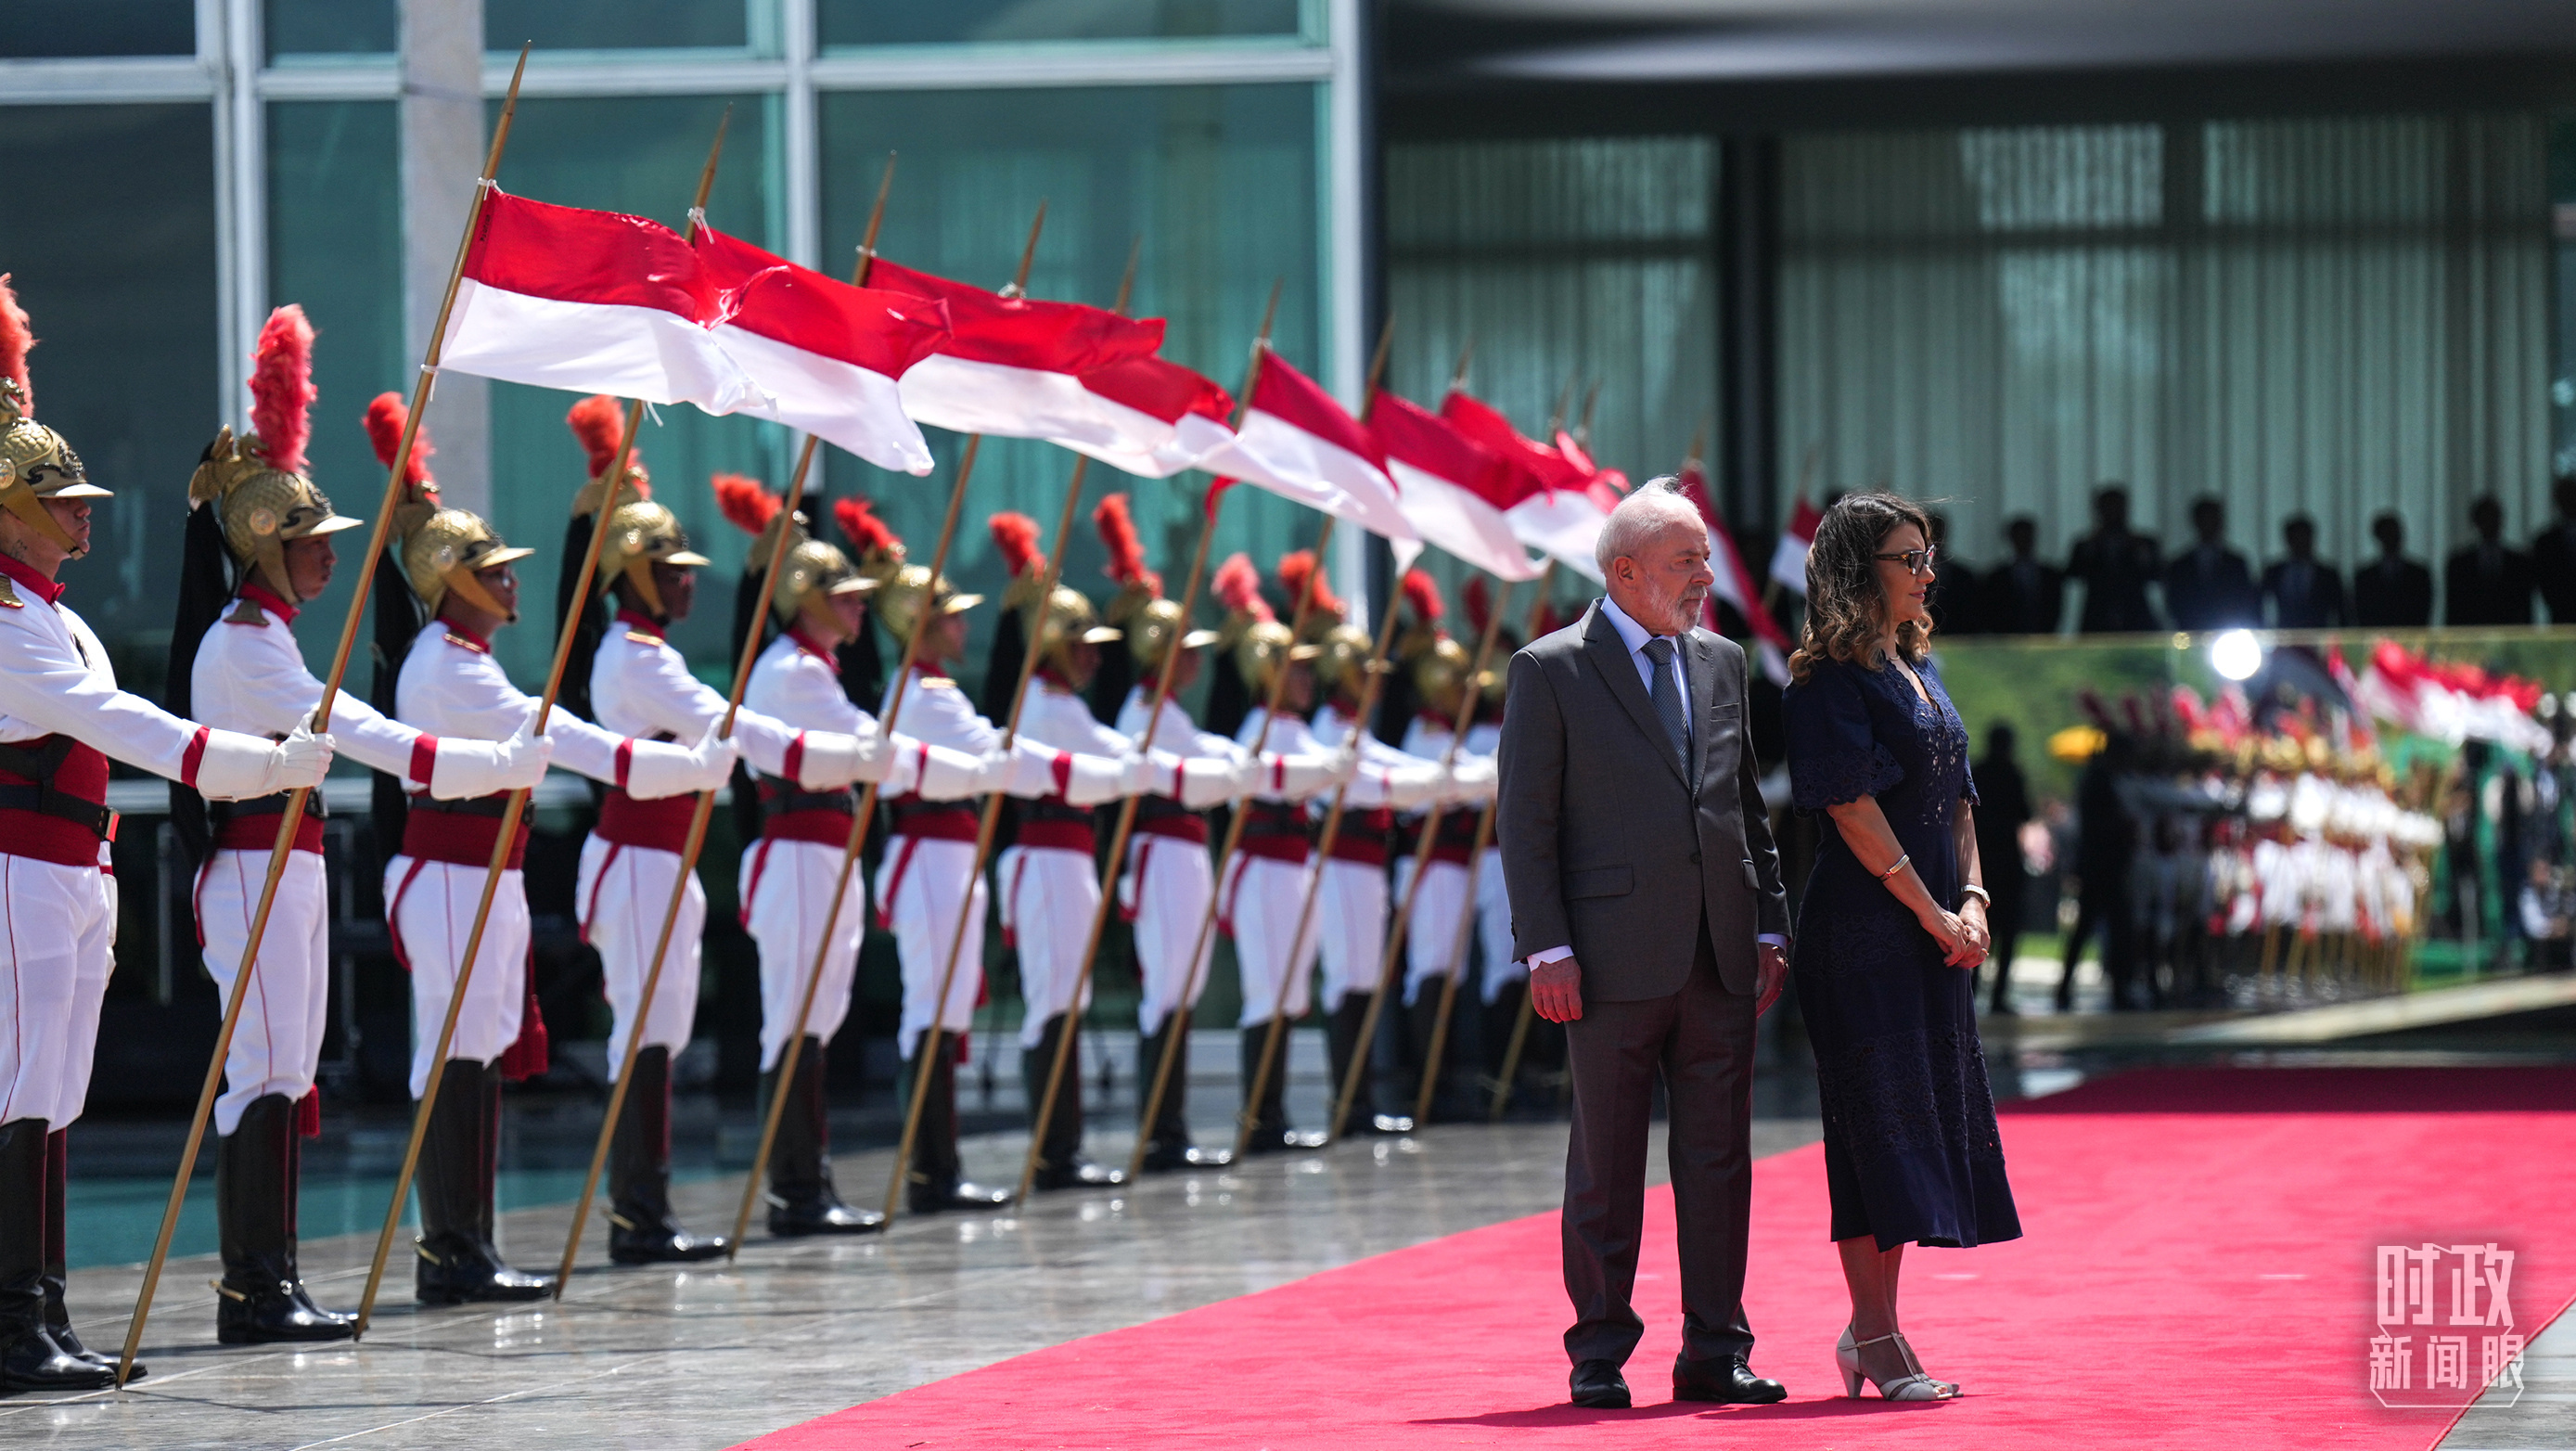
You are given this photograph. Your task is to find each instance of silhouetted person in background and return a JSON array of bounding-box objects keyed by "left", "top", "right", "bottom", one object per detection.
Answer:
[
  {"left": 2262, "top": 514, "right": 2346, "bottom": 629},
  {"left": 2066, "top": 486, "right": 2161, "bottom": 633},
  {"left": 2353, "top": 512, "right": 2433, "bottom": 628},
  {"left": 2162, "top": 495, "right": 2259, "bottom": 632},
  {"left": 2531, "top": 476, "right": 2576, "bottom": 623},
  {"left": 2059, "top": 733, "right": 2141, "bottom": 1012},
  {"left": 1926, "top": 512, "right": 1981, "bottom": 634},
  {"left": 2445, "top": 495, "right": 2535, "bottom": 626},
  {"left": 1974, "top": 723, "right": 2031, "bottom": 1016},
  {"left": 1984, "top": 516, "right": 2064, "bottom": 635}
]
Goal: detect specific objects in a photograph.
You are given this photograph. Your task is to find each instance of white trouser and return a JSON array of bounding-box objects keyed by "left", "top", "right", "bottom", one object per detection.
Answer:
[
  {"left": 0, "top": 854, "right": 114, "bottom": 1129},
  {"left": 742, "top": 837, "right": 865, "bottom": 1071},
  {"left": 386, "top": 856, "right": 528, "bottom": 1098},
  {"left": 1220, "top": 853, "right": 1320, "bottom": 1027},
  {"left": 876, "top": 836, "right": 983, "bottom": 1061},
  {"left": 1394, "top": 856, "right": 1472, "bottom": 1006},
  {"left": 1315, "top": 856, "right": 1389, "bottom": 1012},
  {"left": 197, "top": 848, "right": 328, "bottom": 1136},
  {"left": 1475, "top": 846, "right": 1520, "bottom": 1004},
  {"left": 576, "top": 835, "right": 702, "bottom": 1077},
  {"left": 996, "top": 843, "right": 1099, "bottom": 1048},
  {"left": 1124, "top": 833, "right": 1214, "bottom": 1036}
]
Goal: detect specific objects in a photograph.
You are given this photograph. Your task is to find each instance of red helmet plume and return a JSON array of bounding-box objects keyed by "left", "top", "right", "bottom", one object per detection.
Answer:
[
  {"left": 568, "top": 393, "right": 647, "bottom": 494},
  {"left": 0, "top": 274, "right": 33, "bottom": 416},
  {"left": 836, "top": 496, "right": 900, "bottom": 559},
  {"left": 1276, "top": 550, "right": 1341, "bottom": 618},
  {"left": 1462, "top": 576, "right": 1493, "bottom": 636},
  {"left": 1401, "top": 568, "right": 1444, "bottom": 626},
  {"left": 1094, "top": 494, "right": 1159, "bottom": 596},
  {"left": 249, "top": 304, "right": 317, "bottom": 475},
  {"left": 1214, "top": 552, "right": 1271, "bottom": 622},
  {"left": 989, "top": 511, "right": 1044, "bottom": 580},
  {"left": 713, "top": 472, "right": 780, "bottom": 537},
  {"left": 364, "top": 392, "right": 435, "bottom": 485}
]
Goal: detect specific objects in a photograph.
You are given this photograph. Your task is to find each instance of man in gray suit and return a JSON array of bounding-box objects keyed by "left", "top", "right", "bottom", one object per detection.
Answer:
[{"left": 1498, "top": 480, "right": 1791, "bottom": 1410}]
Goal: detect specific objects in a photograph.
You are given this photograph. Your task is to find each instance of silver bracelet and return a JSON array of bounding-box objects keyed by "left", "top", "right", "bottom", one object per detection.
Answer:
[
  {"left": 1960, "top": 883, "right": 1992, "bottom": 906},
  {"left": 1877, "top": 852, "right": 1910, "bottom": 882}
]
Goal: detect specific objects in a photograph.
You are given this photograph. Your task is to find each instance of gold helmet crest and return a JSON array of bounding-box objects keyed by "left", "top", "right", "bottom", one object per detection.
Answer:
[
  {"left": 594, "top": 499, "right": 711, "bottom": 618},
  {"left": 0, "top": 276, "right": 109, "bottom": 557},
  {"left": 188, "top": 307, "right": 360, "bottom": 601}
]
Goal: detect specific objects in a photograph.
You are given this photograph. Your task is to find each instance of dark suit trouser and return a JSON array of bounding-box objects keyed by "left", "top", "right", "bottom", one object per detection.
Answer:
[{"left": 1560, "top": 931, "right": 1757, "bottom": 1368}]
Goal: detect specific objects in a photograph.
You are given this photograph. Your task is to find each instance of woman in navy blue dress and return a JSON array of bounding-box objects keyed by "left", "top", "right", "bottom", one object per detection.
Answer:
[{"left": 1781, "top": 493, "right": 2021, "bottom": 1402}]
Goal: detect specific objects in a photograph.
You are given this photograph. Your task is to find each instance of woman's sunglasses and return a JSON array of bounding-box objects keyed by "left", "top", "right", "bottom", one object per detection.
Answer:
[{"left": 1874, "top": 545, "right": 1938, "bottom": 576}]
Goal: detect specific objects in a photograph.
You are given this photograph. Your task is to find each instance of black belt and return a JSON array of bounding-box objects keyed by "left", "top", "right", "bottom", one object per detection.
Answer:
[
  {"left": 408, "top": 792, "right": 513, "bottom": 818},
  {"left": 757, "top": 777, "right": 856, "bottom": 815},
  {"left": 0, "top": 736, "right": 113, "bottom": 841},
  {"left": 1019, "top": 797, "right": 1095, "bottom": 825},
  {"left": 210, "top": 789, "right": 327, "bottom": 824},
  {"left": 1241, "top": 801, "right": 1308, "bottom": 837},
  {"left": 1135, "top": 794, "right": 1198, "bottom": 824}
]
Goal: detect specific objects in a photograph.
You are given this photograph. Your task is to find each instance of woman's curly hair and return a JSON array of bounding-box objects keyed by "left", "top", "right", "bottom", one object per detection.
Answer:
[{"left": 1788, "top": 491, "right": 1935, "bottom": 683}]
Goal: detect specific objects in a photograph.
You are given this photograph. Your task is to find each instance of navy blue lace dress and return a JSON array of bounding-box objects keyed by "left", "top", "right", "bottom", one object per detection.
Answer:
[{"left": 1782, "top": 653, "right": 2021, "bottom": 1252}]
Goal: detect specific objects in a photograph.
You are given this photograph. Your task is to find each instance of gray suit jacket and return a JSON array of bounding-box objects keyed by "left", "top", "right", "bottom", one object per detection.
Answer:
[{"left": 1496, "top": 601, "right": 1790, "bottom": 1000}]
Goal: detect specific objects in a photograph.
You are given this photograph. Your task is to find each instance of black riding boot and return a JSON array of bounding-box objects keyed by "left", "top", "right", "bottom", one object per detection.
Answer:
[
  {"left": 0, "top": 1119, "right": 109, "bottom": 1393},
  {"left": 1237, "top": 1024, "right": 1325, "bottom": 1155},
  {"left": 1135, "top": 1018, "right": 1227, "bottom": 1171},
  {"left": 1326, "top": 995, "right": 1411, "bottom": 1136},
  {"left": 42, "top": 1126, "right": 132, "bottom": 1376},
  {"left": 903, "top": 1046, "right": 1011, "bottom": 1214},
  {"left": 763, "top": 1039, "right": 882, "bottom": 1235},
  {"left": 1023, "top": 1016, "right": 1122, "bottom": 1190},
  {"left": 217, "top": 1094, "right": 353, "bottom": 1342},
  {"left": 415, "top": 1061, "right": 552, "bottom": 1304},
  {"left": 607, "top": 1047, "right": 727, "bottom": 1264}
]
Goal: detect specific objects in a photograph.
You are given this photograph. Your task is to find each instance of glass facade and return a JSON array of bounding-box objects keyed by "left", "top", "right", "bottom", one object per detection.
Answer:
[
  {"left": 0, "top": 1, "right": 193, "bottom": 58},
  {"left": 821, "top": 0, "right": 1311, "bottom": 49}
]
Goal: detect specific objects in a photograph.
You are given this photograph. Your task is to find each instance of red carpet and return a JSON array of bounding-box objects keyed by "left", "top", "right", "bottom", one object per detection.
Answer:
[{"left": 744, "top": 1067, "right": 2576, "bottom": 1450}]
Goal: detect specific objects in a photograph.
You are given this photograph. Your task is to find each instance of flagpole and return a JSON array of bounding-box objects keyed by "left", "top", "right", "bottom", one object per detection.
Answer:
[
  {"left": 1410, "top": 557, "right": 1551, "bottom": 1124},
  {"left": 1015, "top": 271, "right": 1271, "bottom": 1201},
  {"left": 1325, "top": 570, "right": 1516, "bottom": 1141},
  {"left": 114, "top": 47, "right": 534, "bottom": 1386},
  {"left": 719, "top": 179, "right": 1012, "bottom": 1255},
  {"left": 1489, "top": 579, "right": 1566, "bottom": 1121}
]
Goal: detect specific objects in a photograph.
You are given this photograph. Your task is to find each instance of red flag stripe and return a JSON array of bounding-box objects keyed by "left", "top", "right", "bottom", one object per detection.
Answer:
[
  {"left": 866, "top": 257, "right": 1164, "bottom": 376},
  {"left": 1370, "top": 392, "right": 1516, "bottom": 508},
  {"left": 464, "top": 188, "right": 718, "bottom": 321},
  {"left": 1247, "top": 353, "right": 1382, "bottom": 468},
  {"left": 695, "top": 228, "right": 950, "bottom": 379},
  {"left": 1081, "top": 354, "right": 1232, "bottom": 426}
]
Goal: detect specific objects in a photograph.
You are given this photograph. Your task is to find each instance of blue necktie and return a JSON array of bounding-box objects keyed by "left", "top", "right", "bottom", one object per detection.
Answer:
[{"left": 1640, "top": 636, "right": 1688, "bottom": 772}]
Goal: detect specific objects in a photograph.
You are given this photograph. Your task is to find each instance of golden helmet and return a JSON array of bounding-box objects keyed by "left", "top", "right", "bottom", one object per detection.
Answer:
[
  {"left": 187, "top": 426, "right": 361, "bottom": 603},
  {"left": 1315, "top": 623, "right": 1378, "bottom": 702},
  {"left": 594, "top": 499, "right": 711, "bottom": 618},
  {"left": 772, "top": 533, "right": 871, "bottom": 629},
  {"left": 402, "top": 507, "right": 534, "bottom": 622},
  {"left": 1096, "top": 494, "right": 1211, "bottom": 672},
  {"left": 1034, "top": 584, "right": 1122, "bottom": 680},
  {"left": 1233, "top": 617, "right": 1321, "bottom": 699},
  {"left": 1121, "top": 596, "right": 1218, "bottom": 673},
  {"left": 0, "top": 379, "right": 108, "bottom": 557},
  {"left": 1412, "top": 636, "right": 1475, "bottom": 722},
  {"left": 875, "top": 562, "right": 980, "bottom": 646}
]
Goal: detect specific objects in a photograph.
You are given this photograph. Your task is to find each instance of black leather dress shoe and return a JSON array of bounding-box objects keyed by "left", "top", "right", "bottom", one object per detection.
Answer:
[
  {"left": 607, "top": 1210, "right": 732, "bottom": 1265},
  {"left": 1030, "top": 1157, "right": 1126, "bottom": 1191},
  {"left": 217, "top": 1277, "right": 357, "bottom": 1344},
  {"left": 1569, "top": 1358, "right": 1631, "bottom": 1408},
  {"left": 1139, "top": 1141, "right": 1232, "bottom": 1172},
  {"left": 1672, "top": 1357, "right": 1787, "bottom": 1404},
  {"left": 767, "top": 1188, "right": 885, "bottom": 1237},
  {"left": 908, "top": 1179, "right": 1014, "bottom": 1215}
]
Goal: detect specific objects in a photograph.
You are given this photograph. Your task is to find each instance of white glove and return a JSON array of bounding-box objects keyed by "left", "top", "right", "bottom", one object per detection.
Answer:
[
  {"left": 1442, "top": 755, "right": 1497, "bottom": 806},
  {"left": 1377, "top": 761, "right": 1448, "bottom": 812},
  {"left": 906, "top": 739, "right": 986, "bottom": 801},
  {"left": 1119, "top": 752, "right": 1166, "bottom": 800},
  {"left": 1060, "top": 749, "right": 1132, "bottom": 806},
  {"left": 622, "top": 723, "right": 738, "bottom": 801},
  {"left": 425, "top": 717, "right": 554, "bottom": 799},
  {"left": 1328, "top": 743, "right": 1363, "bottom": 789},
  {"left": 1265, "top": 751, "right": 1342, "bottom": 799},
  {"left": 193, "top": 723, "right": 334, "bottom": 801},
  {"left": 1160, "top": 751, "right": 1259, "bottom": 808},
  {"left": 794, "top": 730, "right": 890, "bottom": 789}
]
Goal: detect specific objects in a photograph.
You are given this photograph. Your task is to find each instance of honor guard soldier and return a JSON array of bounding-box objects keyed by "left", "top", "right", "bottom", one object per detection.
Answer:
[
  {"left": 1275, "top": 553, "right": 1482, "bottom": 1136},
  {"left": 559, "top": 413, "right": 920, "bottom": 1263},
  {"left": 380, "top": 494, "right": 735, "bottom": 1303},
  {"left": 170, "top": 325, "right": 554, "bottom": 1344},
  {"left": 1389, "top": 570, "right": 1490, "bottom": 1121},
  {"left": 1457, "top": 581, "right": 1521, "bottom": 1062},
  {"left": 1100, "top": 513, "right": 1347, "bottom": 1170},
  {"left": 852, "top": 504, "right": 1147, "bottom": 1213},
  {"left": 0, "top": 283, "right": 333, "bottom": 1393},
  {"left": 731, "top": 487, "right": 995, "bottom": 1235}
]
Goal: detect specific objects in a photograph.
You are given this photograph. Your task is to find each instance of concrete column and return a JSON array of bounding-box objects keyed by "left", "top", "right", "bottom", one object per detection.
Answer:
[{"left": 401, "top": 0, "right": 491, "bottom": 517}]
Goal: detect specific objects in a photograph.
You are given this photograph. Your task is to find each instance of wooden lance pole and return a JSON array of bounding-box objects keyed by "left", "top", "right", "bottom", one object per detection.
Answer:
[
  {"left": 1409, "top": 559, "right": 1551, "bottom": 1125},
  {"left": 1325, "top": 572, "right": 1516, "bottom": 1140},
  {"left": 1016, "top": 276, "right": 1277, "bottom": 1201},
  {"left": 116, "top": 46, "right": 534, "bottom": 1385}
]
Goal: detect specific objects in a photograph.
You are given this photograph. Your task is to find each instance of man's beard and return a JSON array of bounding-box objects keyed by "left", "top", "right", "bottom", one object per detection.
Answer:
[{"left": 1634, "top": 582, "right": 1703, "bottom": 635}]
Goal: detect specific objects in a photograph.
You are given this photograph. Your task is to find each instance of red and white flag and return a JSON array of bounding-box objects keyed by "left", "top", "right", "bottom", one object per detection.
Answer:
[
  {"left": 1063, "top": 354, "right": 1236, "bottom": 479},
  {"left": 690, "top": 228, "right": 951, "bottom": 475},
  {"left": 1557, "top": 430, "right": 1634, "bottom": 512},
  {"left": 1770, "top": 495, "right": 1824, "bottom": 595},
  {"left": 1370, "top": 392, "right": 1542, "bottom": 581},
  {"left": 1441, "top": 390, "right": 1608, "bottom": 582},
  {"left": 439, "top": 188, "right": 768, "bottom": 414},
  {"left": 1200, "top": 353, "right": 1421, "bottom": 568},
  {"left": 1674, "top": 463, "right": 1789, "bottom": 648},
  {"left": 865, "top": 258, "right": 1163, "bottom": 447}
]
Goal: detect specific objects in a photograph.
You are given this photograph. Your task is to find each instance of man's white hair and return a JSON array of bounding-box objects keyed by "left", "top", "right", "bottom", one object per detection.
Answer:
[{"left": 1595, "top": 476, "right": 1706, "bottom": 578}]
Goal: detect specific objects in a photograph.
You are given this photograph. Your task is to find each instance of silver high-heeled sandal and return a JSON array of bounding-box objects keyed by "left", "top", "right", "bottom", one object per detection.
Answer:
[{"left": 1836, "top": 1324, "right": 1959, "bottom": 1401}]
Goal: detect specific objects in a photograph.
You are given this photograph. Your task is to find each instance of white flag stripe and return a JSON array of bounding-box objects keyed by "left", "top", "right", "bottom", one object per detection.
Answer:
[
  {"left": 1389, "top": 461, "right": 1544, "bottom": 582},
  {"left": 711, "top": 323, "right": 932, "bottom": 475},
  {"left": 898, "top": 354, "right": 1149, "bottom": 447},
  {"left": 1769, "top": 533, "right": 1809, "bottom": 595},
  {"left": 438, "top": 276, "right": 770, "bottom": 414},
  {"left": 1044, "top": 389, "right": 1212, "bottom": 480},
  {"left": 1202, "top": 407, "right": 1422, "bottom": 570},
  {"left": 1505, "top": 490, "right": 1608, "bottom": 583}
]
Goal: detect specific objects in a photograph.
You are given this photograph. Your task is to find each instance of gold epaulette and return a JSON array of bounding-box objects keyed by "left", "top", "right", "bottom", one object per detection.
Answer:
[
  {"left": 624, "top": 629, "right": 665, "bottom": 647},
  {"left": 919, "top": 675, "right": 956, "bottom": 690},
  {"left": 442, "top": 631, "right": 491, "bottom": 655},
  {"left": 0, "top": 576, "right": 20, "bottom": 610},
  {"left": 224, "top": 597, "right": 268, "bottom": 626}
]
